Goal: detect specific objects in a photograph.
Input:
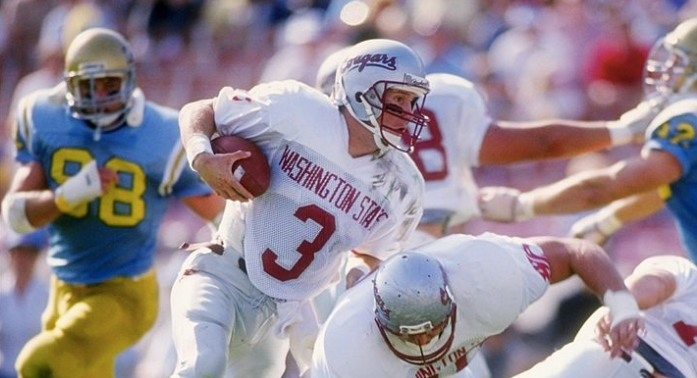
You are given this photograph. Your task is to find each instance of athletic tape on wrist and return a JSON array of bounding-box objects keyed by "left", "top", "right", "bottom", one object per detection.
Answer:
[
  {"left": 186, "top": 134, "right": 213, "bottom": 171},
  {"left": 604, "top": 290, "right": 640, "bottom": 328},
  {"left": 595, "top": 210, "right": 623, "bottom": 236},
  {"left": 607, "top": 122, "right": 633, "bottom": 146},
  {"left": 515, "top": 193, "right": 535, "bottom": 221},
  {"left": 1, "top": 192, "right": 36, "bottom": 233}
]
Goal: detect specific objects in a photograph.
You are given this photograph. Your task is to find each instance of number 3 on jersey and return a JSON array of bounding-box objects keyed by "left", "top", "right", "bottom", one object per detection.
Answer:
[{"left": 261, "top": 204, "right": 336, "bottom": 281}]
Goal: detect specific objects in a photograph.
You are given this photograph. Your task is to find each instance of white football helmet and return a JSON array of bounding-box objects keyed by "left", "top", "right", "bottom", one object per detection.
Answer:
[
  {"left": 644, "top": 17, "right": 697, "bottom": 101},
  {"left": 373, "top": 252, "right": 456, "bottom": 365},
  {"left": 315, "top": 47, "right": 350, "bottom": 96},
  {"left": 335, "top": 39, "right": 430, "bottom": 153},
  {"left": 64, "top": 28, "right": 136, "bottom": 139}
]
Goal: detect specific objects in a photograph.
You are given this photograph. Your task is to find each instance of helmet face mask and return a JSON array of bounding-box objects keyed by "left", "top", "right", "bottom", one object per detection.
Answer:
[
  {"left": 644, "top": 18, "right": 697, "bottom": 101},
  {"left": 335, "top": 39, "right": 430, "bottom": 153},
  {"left": 373, "top": 252, "right": 456, "bottom": 365},
  {"left": 64, "top": 28, "right": 136, "bottom": 138}
]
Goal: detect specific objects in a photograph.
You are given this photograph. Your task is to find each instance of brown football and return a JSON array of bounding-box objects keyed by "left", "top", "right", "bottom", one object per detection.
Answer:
[{"left": 211, "top": 135, "right": 271, "bottom": 198}]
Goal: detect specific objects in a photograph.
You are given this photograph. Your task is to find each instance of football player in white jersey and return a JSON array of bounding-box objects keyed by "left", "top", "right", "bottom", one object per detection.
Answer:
[
  {"left": 512, "top": 254, "right": 697, "bottom": 378},
  {"left": 310, "top": 48, "right": 660, "bottom": 378},
  {"left": 172, "top": 39, "right": 428, "bottom": 378},
  {"left": 313, "top": 51, "right": 661, "bottom": 285},
  {"left": 311, "top": 233, "right": 643, "bottom": 378}
]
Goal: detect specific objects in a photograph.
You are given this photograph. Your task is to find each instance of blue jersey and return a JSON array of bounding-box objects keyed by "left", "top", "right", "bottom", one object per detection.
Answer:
[
  {"left": 13, "top": 84, "right": 212, "bottom": 284},
  {"left": 644, "top": 96, "right": 697, "bottom": 262}
]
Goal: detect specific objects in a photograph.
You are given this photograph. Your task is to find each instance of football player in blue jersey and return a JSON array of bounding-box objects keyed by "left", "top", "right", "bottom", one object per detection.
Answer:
[{"left": 1, "top": 28, "right": 224, "bottom": 378}]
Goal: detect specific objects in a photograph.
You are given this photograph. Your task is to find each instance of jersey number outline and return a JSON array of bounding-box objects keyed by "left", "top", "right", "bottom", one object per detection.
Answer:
[
  {"left": 654, "top": 121, "right": 696, "bottom": 146},
  {"left": 261, "top": 204, "right": 337, "bottom": 281},
  {"left": 51, "top": 148, "right": 146, "bottom": 226},
  {"left": 410, "top": 108, "right": 449, "bottom": 181}
]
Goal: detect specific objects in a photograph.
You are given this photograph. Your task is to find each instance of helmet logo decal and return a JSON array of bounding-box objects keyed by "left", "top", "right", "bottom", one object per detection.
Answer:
[
  {"left": 523, "top": 244, "right": 551, "bottom": 282},
  {"left": 403, "top": 73, "right": 430, "bottom": 89},
  {"left": 78, "top": 62, "right": 107, "bottom": 74},
  {"left": 342, "top": 53, "right": 397, "bottom": 73}
]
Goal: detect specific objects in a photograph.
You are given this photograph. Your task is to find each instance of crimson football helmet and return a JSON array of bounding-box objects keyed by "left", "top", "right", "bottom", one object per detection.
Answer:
[
  {"left": 334, "top": 39, "right": 430, "bottom": 153},
  {"left": 644, "top": 18, "right": 697, "bottom": 101},
  {"left": 373, "top": 252, "right": 456, "bottom": 365},
  {"left": 64, "top": 28, "right": 136, "bottom": 139}
]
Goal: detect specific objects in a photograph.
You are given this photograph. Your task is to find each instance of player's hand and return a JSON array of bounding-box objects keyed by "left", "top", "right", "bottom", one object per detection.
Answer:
[
  {"left": 608, "top": 98, "right": 664, "bottom": 145},
  {"left": 194, "top": 152, "right": 253, "bottom": 202},
  {"left": 595, "top": 310, "right": 644, "bottom": 358},
  {"left": 478, "top": 186, "right": 533, "bottom": 222},
  {"left": 54, "top": 160, "right": 117, "bottom": 212},
  {"left": 569, "top": 211, "right": 622, "bottom": 246}
]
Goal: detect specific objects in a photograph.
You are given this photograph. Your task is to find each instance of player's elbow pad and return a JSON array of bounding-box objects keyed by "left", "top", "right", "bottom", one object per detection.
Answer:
[{"left": 1, "top": 192, "right": 37, "bottom": 234}]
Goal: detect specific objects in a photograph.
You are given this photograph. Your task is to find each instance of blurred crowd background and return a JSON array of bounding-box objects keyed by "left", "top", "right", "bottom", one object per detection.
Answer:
[{"left": 0, "top": 0, "right": 695, "bottom": 377}]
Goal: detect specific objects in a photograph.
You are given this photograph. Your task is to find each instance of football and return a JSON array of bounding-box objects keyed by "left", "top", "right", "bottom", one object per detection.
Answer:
[{"left": 211, "top": 135, "right": 271, "bottom": 198}]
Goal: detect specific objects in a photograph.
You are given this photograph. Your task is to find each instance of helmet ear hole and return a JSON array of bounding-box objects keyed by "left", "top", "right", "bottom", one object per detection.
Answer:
[{"left": 354, "top": 92, "right": 363, "bottom": 103}]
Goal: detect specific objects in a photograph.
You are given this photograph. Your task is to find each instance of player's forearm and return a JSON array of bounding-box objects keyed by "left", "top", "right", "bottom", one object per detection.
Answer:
[
  {"left": 611, "top": 191, "right": 664, "bottom": 224},
  {"left": 526, "top": 172, "right": 618, "bottom": 216},
  {"left": 180, "top": 99, "right": 217, "bottom": 170},
  {"left": 179, "top": 99, "right": 217, "bottom": 142},
  {"left": 23, "top": 190, "right": 63, "bottom": 227},
  {"left": 566, "top": 239, "right": 629, "bottom": 296}
]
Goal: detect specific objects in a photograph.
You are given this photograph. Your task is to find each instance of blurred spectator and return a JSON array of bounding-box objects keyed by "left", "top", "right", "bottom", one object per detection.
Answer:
[
  {"left": 0, "top": 0, "right": 56, "bottom": 80},
  {"left": 0, "top": 229, "right": 49, "bottom": 378},
  {"left": 581, "top": 8, "right": 649, "bottom": 120},
  {"left": 259, "top": 8, "right": 344, "bottom": 85}
]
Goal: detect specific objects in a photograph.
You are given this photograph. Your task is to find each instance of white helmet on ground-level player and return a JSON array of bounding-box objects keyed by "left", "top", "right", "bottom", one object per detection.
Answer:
[
  {"left": 64, "top": 28, "right": 137, "bottom": 139},
  {"left": 373, "top": 252, "right": 456, "bottom": 365},
  {"left": 644, "top": 17, "right": 697, "bottom": 101},
  {"left": 335, "top": 39, "right": 430, "bottom": 153}
]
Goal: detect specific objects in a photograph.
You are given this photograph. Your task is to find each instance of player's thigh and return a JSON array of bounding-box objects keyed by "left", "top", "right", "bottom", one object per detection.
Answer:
[
  {"left": 226, "top": 325, "right": 290, "bottom": 378},
  {"left": 16, "top": 271, "right": 158, "bottom": 378},
  {"left": 57, "top": 270, "right": 159, "bottom": 345}
]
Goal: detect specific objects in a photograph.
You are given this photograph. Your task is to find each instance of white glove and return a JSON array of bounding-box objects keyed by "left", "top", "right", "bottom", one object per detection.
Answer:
[
  {"left": 569, "top": 209, "right": 623, "bottom": 245},
  {"left": 607, "top": 98, "right": 664, "bottom": 145},
  {"left": 478, "top": 187, "right": 534, "bottom": 222},
  {"left": 54, "top": 160, "right": 103, "bottom": 212}
]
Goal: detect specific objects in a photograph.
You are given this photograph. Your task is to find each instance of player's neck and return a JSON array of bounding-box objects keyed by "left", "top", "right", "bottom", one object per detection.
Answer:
[{"left": 342, "top": 108, "right": 380, "bottom": 158}]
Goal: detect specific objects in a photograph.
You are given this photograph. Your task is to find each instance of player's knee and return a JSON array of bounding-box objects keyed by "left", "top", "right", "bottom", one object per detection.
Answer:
[{"left": 15, "top": 331, "right": 84, "bottom": 378}]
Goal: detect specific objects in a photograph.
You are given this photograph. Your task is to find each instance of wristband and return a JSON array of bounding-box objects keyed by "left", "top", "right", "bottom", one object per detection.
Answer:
[
  {"left": 603, "top": 290, "right": 640, "bottom": 328},
  {"left": 515, "top": 192, "right": 535, "bottom": 221},
  {"left": 607, "top": 121, "right": 633, "bottom": 146},
  {"left": 53, "top": 160, "right": 102, "bottom": 213},
  {"left": 595, "top": 210, "right": 623, "bottom": 236},
  {"left": 1, "top": 192, "right": 36, "bottom": 233},
  {"left": 186, "top": 134, "right": 213, "bottom": 171},
  {"left": 54, "top": 186, "right": 76, "bottom": 213}
]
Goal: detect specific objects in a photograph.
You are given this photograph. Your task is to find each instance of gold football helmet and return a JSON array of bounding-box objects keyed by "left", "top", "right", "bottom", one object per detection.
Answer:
[
  {"left": 64, "top": 28, "right": 136, "bottom": 137},
  {"left": 644, "top": 18, "right": 697, "bottom": 100}
]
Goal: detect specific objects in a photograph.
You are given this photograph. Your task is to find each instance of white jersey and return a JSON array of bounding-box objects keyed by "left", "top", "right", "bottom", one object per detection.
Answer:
[
  {"left": 311, "top": 232, "right": 550, "bottom": 378},
  {"left": 213, "top": 80, "right": 424, "bottom": 301},
  {"left": 412, "top": 73, "right": 491, "bottom": 227},
  {"left": 514, "top": 255, "right": 697, "bottom": 378},
  {"left": 633, "top": 255, "right": 697, "bottom": 378}
]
